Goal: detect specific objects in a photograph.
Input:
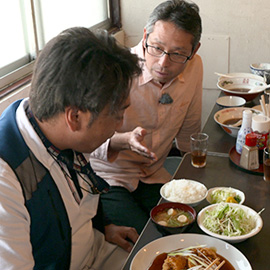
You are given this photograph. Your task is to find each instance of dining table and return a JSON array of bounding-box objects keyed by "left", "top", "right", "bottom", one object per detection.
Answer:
[{"left": 122, "top": 92, "right": 270, "bottom": 270}]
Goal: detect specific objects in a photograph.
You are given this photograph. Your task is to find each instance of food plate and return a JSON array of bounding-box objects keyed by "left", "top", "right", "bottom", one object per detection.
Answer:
[{"left": 130, "top": 233, "right": 252, "bottom": 270}]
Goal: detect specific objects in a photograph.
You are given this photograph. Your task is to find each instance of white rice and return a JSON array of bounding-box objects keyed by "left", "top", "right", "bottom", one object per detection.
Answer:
[{"left": 162, "top": 179, "right": 207, "bottom": 203}]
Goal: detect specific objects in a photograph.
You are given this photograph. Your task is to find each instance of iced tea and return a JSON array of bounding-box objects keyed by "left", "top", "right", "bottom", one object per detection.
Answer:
[
  {"left": 190, "top": 133, "right": 208, "bottom": 168},
  {"left": 263, "top": 147, "right": 270, "bottom": 182},
  {"left": 263, "top": 159, "right": 270, "bottom": 181},
  {"left": 191, "top": 150, "right": 206, "bottom": 168}
]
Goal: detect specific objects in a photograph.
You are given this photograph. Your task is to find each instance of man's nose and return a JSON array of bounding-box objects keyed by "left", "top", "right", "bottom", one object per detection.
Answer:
[{"left": 158, "top": 53, "right": 170, "bottom": 67}]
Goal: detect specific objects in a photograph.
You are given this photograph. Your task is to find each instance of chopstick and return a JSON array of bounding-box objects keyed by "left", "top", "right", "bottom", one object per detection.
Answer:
[
  {"left": 262, "top": 95, "right": 268, "bottom": 117},
  {"left": 204, "top": 258, "right": 219, "bottom": 270},
  {"left": 266, "top": 104, "right": 270, "bottom": 118},
  {"left": 214, "top": 260, "right": 225, "bottom": 270},
  {"left": 260, "top": 94, "right": 268, "bottom": 117},
  {"left": 260, "top": 99, "right": 267, "bottom": 116},
  {"left": 204, "top": 258, "right": 225, "bottom": 270}
]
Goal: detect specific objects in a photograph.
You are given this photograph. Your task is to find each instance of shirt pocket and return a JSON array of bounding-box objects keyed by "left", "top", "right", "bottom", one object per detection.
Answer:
[{"left": 162, "top": 100, "right": 190, "bottom": 131}]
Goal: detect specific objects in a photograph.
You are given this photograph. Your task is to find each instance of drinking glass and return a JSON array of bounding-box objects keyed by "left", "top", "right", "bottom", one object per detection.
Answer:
[
  {"left": 190, "top": 133, "right": 209, "bottom": 168},
  {"left": 263, "top": 147, "right": 270, "bottom": 182}
]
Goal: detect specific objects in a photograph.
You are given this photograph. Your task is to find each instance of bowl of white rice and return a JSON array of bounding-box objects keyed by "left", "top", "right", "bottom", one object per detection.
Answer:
[{"left": 160, "top": 179, "right": 208, "bottom": 207}]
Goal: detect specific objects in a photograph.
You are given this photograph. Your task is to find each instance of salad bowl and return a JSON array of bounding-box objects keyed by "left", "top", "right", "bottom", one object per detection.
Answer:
[
  {"left": 197, "top": 203, "right": 263, "bottom": 243},
  {"left": 206, "top": 187, "right": 245, "bottom": 204}
]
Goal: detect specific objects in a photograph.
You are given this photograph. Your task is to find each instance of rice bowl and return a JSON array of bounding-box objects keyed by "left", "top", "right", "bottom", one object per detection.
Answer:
[{"left": 160, "top": 179, "right": 207, "bottom": 206}]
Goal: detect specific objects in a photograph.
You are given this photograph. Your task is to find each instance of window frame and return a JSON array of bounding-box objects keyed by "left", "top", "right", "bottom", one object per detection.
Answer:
[{"left": 0, "top": 0, "right": 121, "bottom": 99}]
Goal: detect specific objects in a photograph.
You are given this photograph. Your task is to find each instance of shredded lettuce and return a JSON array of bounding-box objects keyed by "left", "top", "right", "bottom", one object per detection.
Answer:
[
  {"left": 210, "top": 188, "right": 241, "bottom": 204},
  {"left": 202, "top": 203, "right": 256, "bottom": 236}
]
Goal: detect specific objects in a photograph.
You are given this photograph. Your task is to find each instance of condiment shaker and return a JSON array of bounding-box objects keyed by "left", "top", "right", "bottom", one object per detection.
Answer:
[
  {"left": 236, "top": 109, "right": 252, "bottom": 154},
  {"left": 240, "top": 133, "right": 259, "bottom": 170}
]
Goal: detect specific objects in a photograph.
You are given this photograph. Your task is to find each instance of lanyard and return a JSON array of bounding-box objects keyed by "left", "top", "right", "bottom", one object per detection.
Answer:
[{"left": 26, "top": 106, "right": 110, "bottom": 195}]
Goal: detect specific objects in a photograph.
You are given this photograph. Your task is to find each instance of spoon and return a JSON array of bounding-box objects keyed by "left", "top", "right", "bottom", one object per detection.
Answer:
[
  {"left": 229, "top": 119, "right": 242, "bottom": 127},
  {"left": 248, "top": 84, "right": 270, "bottom": 93}
]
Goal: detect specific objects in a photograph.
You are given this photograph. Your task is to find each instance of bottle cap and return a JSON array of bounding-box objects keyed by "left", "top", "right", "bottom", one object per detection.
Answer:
[
  {"left": 245, "top": 133, "right": 257, "bottom": 147},
  {"left": 243, "top": 109, "right": 252, "bottom": 118}
]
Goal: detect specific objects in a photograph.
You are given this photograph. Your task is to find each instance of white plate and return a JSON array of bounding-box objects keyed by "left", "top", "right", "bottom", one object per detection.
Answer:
[
  {"left": 206, "top": 187, "right": 245, "bottom": 205},
  {"left": 130, "top": 233, "right": 252, "bottom": 270},
  {"left": 216, "top": 96, "right": 246, "bottom": 108}
]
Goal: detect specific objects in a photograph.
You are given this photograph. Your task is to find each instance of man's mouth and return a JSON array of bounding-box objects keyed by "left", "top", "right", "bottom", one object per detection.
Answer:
[{"left": 155, "top": 70, "right": 168, "bottom": 76}]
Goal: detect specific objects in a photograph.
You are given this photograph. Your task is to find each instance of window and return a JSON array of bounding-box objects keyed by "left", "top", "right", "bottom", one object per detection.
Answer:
[{"left": 0, "top": 0, "right": 120, "bottom": 97}]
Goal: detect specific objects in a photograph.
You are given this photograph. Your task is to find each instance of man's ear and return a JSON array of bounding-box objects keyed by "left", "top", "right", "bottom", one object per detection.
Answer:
[
  {"left": 189, "top": 42, "right": 201, "bottom": 60},
  {"left": 143, "top": 28, "right": 148, "bottom": 48},
  {"left": 65, "top": 107, "right": 80, "bottom": 131}
]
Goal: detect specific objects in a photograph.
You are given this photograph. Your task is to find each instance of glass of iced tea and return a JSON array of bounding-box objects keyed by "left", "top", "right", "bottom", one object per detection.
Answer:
[
  {"left": 263, "top": 147, "right": 270, "bottom": 182},
  {"left": 190, "top": 133, "right": 209, "bottom": 168}
]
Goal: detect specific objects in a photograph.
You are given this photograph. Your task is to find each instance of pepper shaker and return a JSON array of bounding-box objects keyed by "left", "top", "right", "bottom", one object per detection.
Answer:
[{"left": 240, "top": 133, "right": 259, "bottom": 170}]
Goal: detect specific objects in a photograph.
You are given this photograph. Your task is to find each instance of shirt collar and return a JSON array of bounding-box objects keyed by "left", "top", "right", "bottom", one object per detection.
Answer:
[{"left": 16, "top": 98, "right": 55, "bottom": 169}]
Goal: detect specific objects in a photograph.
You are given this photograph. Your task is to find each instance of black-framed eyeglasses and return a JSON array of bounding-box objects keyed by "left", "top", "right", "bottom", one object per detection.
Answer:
[{"left": 145, "top": 37, "right": 192, "bottom": 64}]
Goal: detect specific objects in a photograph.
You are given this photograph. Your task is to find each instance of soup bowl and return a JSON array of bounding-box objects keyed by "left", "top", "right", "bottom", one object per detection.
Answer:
[
  {"left": 217, "top": 77, "right": 267, "bottom": 101},
  {"left": 214, "top": 107, "right": 262, "bottom": 137},
  {"left": 150, "top": 202, "right": 196, "bottom": 235},
  {"left": 250, "top": 63, "right": 270, "bottom": 77}
]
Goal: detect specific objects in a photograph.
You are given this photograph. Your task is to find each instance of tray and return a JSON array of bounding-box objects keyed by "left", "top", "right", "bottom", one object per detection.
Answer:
[{"left": 229, "top": 146, "right": 263, "bottom": 175}]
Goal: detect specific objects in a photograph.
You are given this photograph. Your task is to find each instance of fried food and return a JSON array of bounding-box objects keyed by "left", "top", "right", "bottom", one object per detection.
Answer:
[
  {"left": 161, "top": 246, "right": 223, "bottom": 270},
  {"left": 162, "top": 254, "right": 187, "bottom": 270},
  {"left": 188, "top": 247, "right": 220, "bottom": 268}
]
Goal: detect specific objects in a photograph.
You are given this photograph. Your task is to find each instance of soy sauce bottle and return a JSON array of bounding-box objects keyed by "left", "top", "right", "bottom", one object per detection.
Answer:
[{"left": 236, "top": 109, "right": 252, "bottom": 154}]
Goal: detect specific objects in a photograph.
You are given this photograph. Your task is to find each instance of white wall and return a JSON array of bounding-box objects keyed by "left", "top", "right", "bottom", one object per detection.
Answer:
[{"left": 121, "top": 0, "right": 270, "bottom": 88}]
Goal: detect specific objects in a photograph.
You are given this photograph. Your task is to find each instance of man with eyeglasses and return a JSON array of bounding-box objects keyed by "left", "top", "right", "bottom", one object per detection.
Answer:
[{"left": 91, "top": 0, "right": 203, "bottom": 234}]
